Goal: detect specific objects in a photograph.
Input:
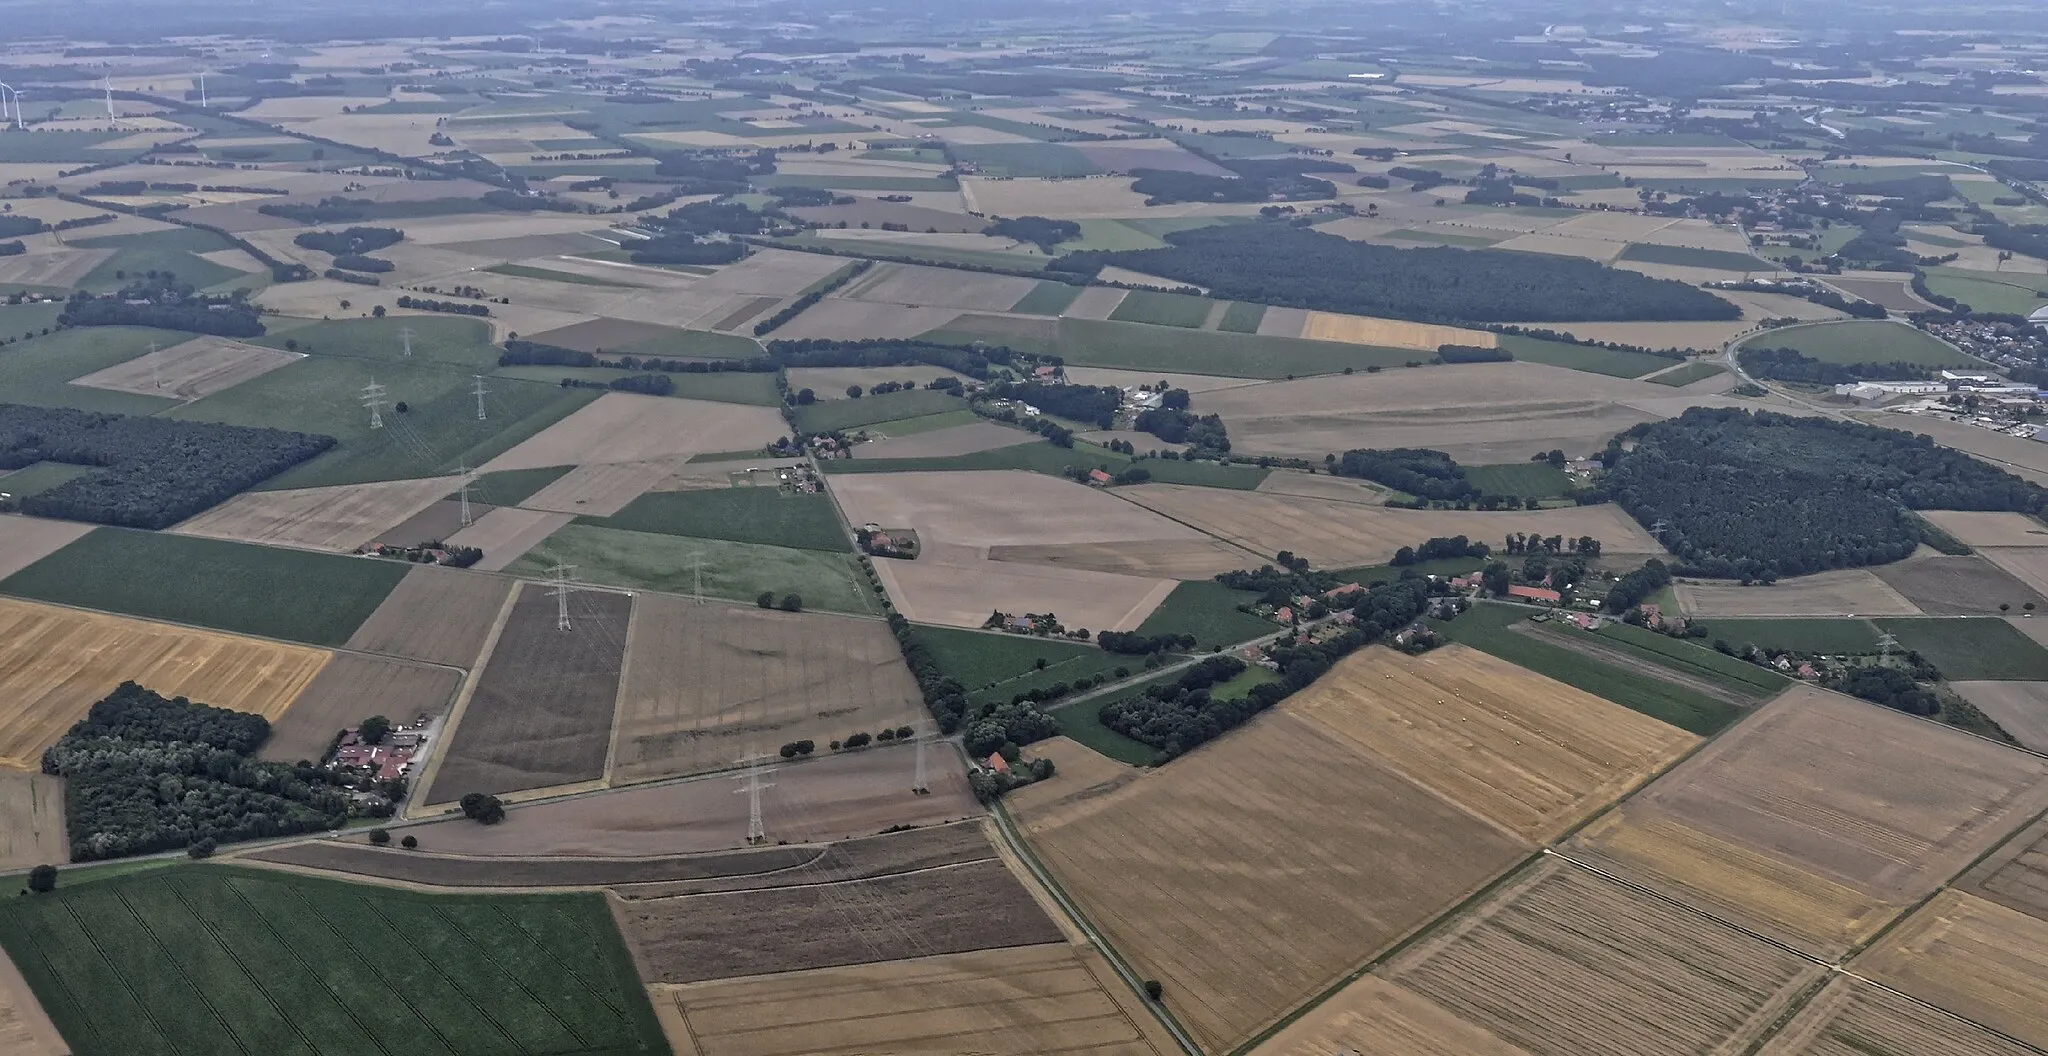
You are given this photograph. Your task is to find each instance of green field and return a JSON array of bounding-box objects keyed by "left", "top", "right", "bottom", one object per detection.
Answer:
[
  {"left": 1008, "top": 280, "right": 1086, "bottom": 316},
  {"left": 1051, "top": 702, "right": 1157, "bottom": 765},
  {"left": 1109, "top": 289, "right": 1215, "bottom": 328},
  {"left": 1647, "top": 361, "right": 1729, "bottom": 387},
  {"left": 791, "top": 388, "right": 969, "bottom": 433},
  {"left": 948, "top": 142, "right": 1102, "bottom": 178},
  {"left": 824, "top": 436, "right": 1269, "bottom": 488},
  {"left": 0, "top": 325, "right": 189, "bottom": 414},
  {"left": 1065, "top": 219, "right": 1170, "bottom": 252},
  {"left": 0, "top": 866, "right": 666, "bottom": 1056},
  {"left": 921, "top": 316, "right": 1421, "bottom": 378},
  {"left": 913, "top": 624, "right": 1129, "bottom": 705},
  {"left": 1616, "top": 242, "right": 1770, "bottom": 272},
  {"left": 1438, "top": 603, "right": 1744, "bottom": 735},
  {"left": 1334, "top": 554, "right": 1486, "bottom": 588},
  {"left": 618, "top": 327, "right": 765, "bottom": 360},
  {"left": 859, "top": 408, "right": 987, "bottom": 437},
  {"left": 69, "top": 228, "right": 251, "bottom": 293},
  {"left": 467, "top": 465, "right": 572, "bottom": 506},
  {"left": 1693, "top": 617, "right": 1886, "bottom": 654},
  {"left": 492, "top": 364, "right": 782, "bottom": 406},
  {"left": 1737, "top": 320, "right": 1982, "bottom": 368},
  {"left": 1589, "top": 622, "right": 1791, "bottom": 698},
  {"left": 754, "top": 173, "right": 960, "bottom": 192},
  {"left": 0, "top": 529, "right": 408, "bottom": 646},
  {"left": 0, "top": 461, "right": 96, "bottom": 498},
  {"left": 0, "top": 130, "right": 135, "bottom": 162},
  {"left": 1463, "top": 462, "right": 1573, "bottom": 498},
  {"left": 1921, "top": 267, "right": 2048, "bottom": 316},
  {"left": 0, "top": 300, "right": 66, "bottom": 338},
  {"left": 1133, "top": 580, "right": 1277, "bottom": 650},
  {"left": 1499, "top": 335, "right": 1682, "bottom": 377},
  {"left": 1216, "top": 301, "right": 1267, "bottom": 333},
  {"left": 1875, "top": 617, "right": 2048, "bottom": 680},
  {"left": 508, "top": 524, "right": 880, "bottom": 614},
  {"left": 578, "top": 488, "right": 850, "bottom": 552},
  {"left": 257, "top": 316, "right": 501, "bottom": 372}
]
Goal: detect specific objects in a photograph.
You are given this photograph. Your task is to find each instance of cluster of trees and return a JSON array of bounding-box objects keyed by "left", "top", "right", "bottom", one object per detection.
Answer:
[
  {"left": 1391, "top": 535, "right": 1492, "bottom": 566},
  {"left": 1135, "top": 405, "right": 1229, "bottom": 453},
  {"left": 1502, "top": 533, "right": 1602, "bottom": 557},
  {"left": 259, "top": 196, "right": 375, "bottom": 223},
  {"left": 650, "top": 149, "right": 775, "bottom": 195},
  {"left": 58, "top": 275, "right": 265, "bottom": 337},
  {"left": 754, "top": 591, "right": 804, "bottom": 612},
  {"left": 1605, "top": 408, "right": 2047, "bottom": 578},
  {"left": 558, "top": 373, "right": 675, "bottom": 396},
  {"left": 763, "top": 335, "right": 1040, "bottom": 381},
  {"left": 755, "top": 260, "right": 872, "bottom": 335},
  {"left": 986, "top": 381, "right": 1120, "bottom": 428},
  {"left": 1436, "top": 343, "right": 1513, "bottom": 364},
  {"left": 1737, "top": 345, "right": 1933, "bottom": 385},
  {"left": 458, "top": 792, "right": 505, "bottom": 824},
  {"left": 332, "top": 254, "right": 395, "bottom": 274},
  {"left": 1335, "top": 448, "right": 1474, "bottom": 501},
  {"left": 293, "top": 226, "right": 404, "bottom": 255},
  {"left": 395, "top": 295, "right": 489, "bottom": 316},
  {"left": 1831, "top": 665, "right": 1940, "bottom": 717},
  {"left": 1, "top": 404, "right": 334, "bottom": 529},
  {"left": 0, "top": 241, "right": 23, "bottom": 257},
  {"left": 1603, "top": 559, "right": 1672, "bottom": 614},
  {"left": 0, "top": 215, "right": 46, "bottom": 238},
  {"left": 1049, "top": 224, "right": 1742, "bottom": 325},
  {"left": 43, "top": 683, "right": 356, "bottom": 861},
  {"left": 983, "top": 215, "right": 1080, "bottom": 252},
  {"left": 1097, "top": 631, "right": 1199, "bottom": 655},
  {"left": 1713, "top": 280, "right": 1886, "bottom": 319}
]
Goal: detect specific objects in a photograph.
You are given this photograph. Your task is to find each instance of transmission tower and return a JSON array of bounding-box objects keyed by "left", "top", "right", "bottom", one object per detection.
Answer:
[
  {"left": 1648, "top": 519, "right": 1671, "bottom": 541},
  {"left": 546, "top": 564, "right": 577, "bottom": 630},
  {"left": 456, "top": 463, "right": 475, "bottom": 527},
  {"left": 1877, "top": 631, "right": 1899, "bottom": 665},
  {"left": 399, "top": 326, "right": 415, "bottom": 358},
  {"left": 733, "top": 755, "right": 778, "bottom": 844},
  {"left": 911, "top": 721, "right": 930, "bottom": 795},
  {"left": 361, "top": 377, "right": 388, "bottom": 430},
  {"left": 472, "top": 375, "right": 489, "bottom": 420},
  {"left": 198, "top": 70, "right": 208, "bottom": 109}
]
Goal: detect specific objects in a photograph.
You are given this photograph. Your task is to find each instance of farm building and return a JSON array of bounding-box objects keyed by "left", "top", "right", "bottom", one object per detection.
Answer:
[
  {"left": 2032, "top": 305, "right": 2048, "bottom": 331},
  {"left": 1507, "top": 585, "right": 1563, "bottom": 605}
]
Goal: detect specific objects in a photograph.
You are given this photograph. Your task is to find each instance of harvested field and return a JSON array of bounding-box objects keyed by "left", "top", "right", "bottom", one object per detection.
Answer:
[
  {"left": 423, "top": 584, "right": 630, "bottom": 802},
  {"left": 480, "top": 393, "right": 787, "bottom": 472},
  {"left": 1871, "top": 552, "right": 2046, "bottom": 616},
  {"left": 374, "top": 497, "right": 491, "bottom": 547},
  {"left": 1381, "top": 859, "right": 1823, "bottom": 1056},
  {"left": 170, "top": 475, "right": 463, "bottom": 552},
  {"left": 611, "top": 595, "right": 923, "bottom": 784},
  {"left": 1673, "top": 570, "right": 1922, "bottom": 617},
  {"left": 1924, "top": 510, "right": 2048, "bottom": 547},
  {"left": 987, "top": 538, "right": 1262, "bottom": 580},
  {"left": 1063, "top": 286, "right": 1129, "bottom": 320},
  {"left": 0, "top": 946, "right": 63, "bottom": 1056},
  {"left": 1570, "top": 685, "right": 2048, "bottom": 958},
  {"left": 850, "top": 421, "right": 1036, "bottom": 460},
  {"left": 0, "top": 597, "right": 329, "bottom": 770},
  {"left": 874, "top": 540, "right": 1177, "bottom": 632},
  {"left": 615, "top": 858, "right": 1064, "bottom": 983},
  {"left": 829, "top": 470, "right": 1203, "bottom": 548},
  {"left": 690, "top": 250, "right": 850, "bottom": 297},
  {"left": 524, "top": 318, "right": 696, "bottom": 352},
  {"left": 1285, "top": 646, "right": 1697, "bottom": 841},
  {"left": 518, "top": 460, "right": 673, "bottom": 516},
  {"left": 446, "top": 507, "right": 572, "bottom": 570},
  {"left": 344, "top": 565, "right": 513, "bottom": 668},
  {"left": 245, "top": 838, "right": 819, "bottom": 889},
  {"left": 1019, "top": 705, "right": 1530, "bottom": 1053},
  {"left": 0, "top": 248, "right": 110, "bottom": 288},
  {"left": 1855, "top": 889, "right": 2048, "bottom": 1049},
  {"left": 0, "top": 517, "right": 91, "bottom": 583},
  {"left": 1757, "top": 976, "right": 2034, "bottom": 1056},
  {"left": 1827, "top": 276, "right": 1938, "bottom": 312},
  {"left": 260, "top": 654, "right": 460, "bottom": 765},
  {"left": 1257, "top": 305, "right": 1311, "bottom": 338},
  {"left": 66, "top": 335, "right": 301, "bottom": 400},
  {"left": 617, "top": 822, "right": 997, "bottom": 899},
  {"left": 1121, "top": 485, "right": 1662, "bottom": 568},
  {"left": 840, "top": 261, "right": 1039, "bottom": 310},
  {"left": 0, "top": 773, "right": 64, "bottom": 872},
  {"left": 1953, "top": 682, "right": 2048, "bottom": 751},
  {"left": 651, "top": 944, "right": 1175, "bottom": 1056},
  {"left": 765, "top": 298, "right": 964, "bottom": 340},
  {"left": 1962, "top": 813, "right": 2048, "bottom": 923},
  {"left": 1248, "top": 975, "right": 1534, "bottom": 1056},
  {"left": 1299, "top": 312, "right": 1495, "bottom": 351},
  {"left": 1254, "top": 471, "right": 1391, "bottom": 504},
  {"left": 1004, "top": 737, "right": 1136, "bottom": 818}
]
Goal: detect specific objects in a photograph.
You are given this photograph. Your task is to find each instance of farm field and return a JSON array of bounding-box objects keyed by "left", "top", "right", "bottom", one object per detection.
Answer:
[
  {"left": 1461, "top": 462, "right": 1573, "bottom": 499},
  {"left": 875, "top": 539, "right": 1177, "bottom": 632},
  {"left": 650, "top": 943, "right": 1175, "bottom": 1056},
  {"left": 506, "top": 524, "right": 880, "bottom": 615},
  {"left": 790, "top": 388, "right": 968, "bottom": 433},
  {"left": 1952, "top": 682, "right": 2048, "bottom": 751},
  {"left": 342, "top": 565, "right": 515, "bottom": 667},
  {"left": 0, "top": 326, "right": 189, "bottom": 415},
  {"left": 66, "top": 335, "right": 302, "bottom": 401},
  {"left": 912, "top": 625, "right": 1131, "bottom": 706},
  {"left": 1672, "top": 570, "right": 1922, "bottom": 617},
  {"left": 0, "top": 596, "right": 330, "bottom": 769},
  {"left": 0, "top": 942, "right": 64, "bottom": 1056},
  {"left": 920, "top": 315, "right": 1421, "bottom": 378},
  {"left": 1875, "top": 617, "right": 2048, "bottom": 680},
  {"left": 581, "top": 487, "right": 851, "bottom": 552},
  {"left": 448, "top": 508, "right": 574, "bottom": 570},
  {"left": 1756, "top": 976, "right": 2035, "bottom": 1056},
  {"left": 1130, "top": 580, "right": 1283, "bottom": 649},
  {"left": 0, "top": 866, "right": 668, "bottom": 1056},
  {"left": 849, "top": 420, "right": 1038, "bottom": 460},
  {"left": 0, "top": 773, "right": 64, "bottom": 873},
  {"left": 1925, "top": 511, "right": 2048, "bottom": 547},
  {"left": 479, "top": 392, "right": 788, "bottom": 473},
  {"left": 422, "top": 583, "right": 631, "bottom": 803},
  {"left": 0, "top": 517, "right": 91, "bottom": 582},
  {"left": 1736, "top": 319, "right": 1982, "bottom": 368},
  {"left": 1569, "top": 685, "right": 2048, "bottom": 958},
  {"left": 1979, "top": 547, "right": 2048, "bottom": 599},
  {"left": 1689, "top": 616, "right": 1889, "bottom": 654},
  {"left": 987, "top": 538, "right": 1262, "bottom": 582},
  {"left": 0, "top": 529, "right": 408, "bottom": 646},
  {"left": 611, "top": 595, "right": 923, "bottom": 784},
  {"left": 168, "top": 475, "right": 464, "bottom": 552},
  {"left": 828, "top": 470, "right": 1207, "bottom": 549},
  {"left": 1853, "top": 888, "right": 2048, "bottom": 1049},
  {"left": 260, "top": 653, "right": 461, "bottom": 765},
  {"left": 1871, "top": 553, "right": 2046, "bottom": 616}
]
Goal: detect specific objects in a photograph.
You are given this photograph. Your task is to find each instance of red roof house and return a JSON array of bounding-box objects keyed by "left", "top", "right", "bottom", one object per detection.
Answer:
[
  {"left": 1507, "top": 584, "right": 1563, "bottom": 604},
  {"left": 987, "top": 753, "right": 1010, "bottom": 773},
  {"left": 1088, "top": 469, "right": 1113, "bottom": 485}
]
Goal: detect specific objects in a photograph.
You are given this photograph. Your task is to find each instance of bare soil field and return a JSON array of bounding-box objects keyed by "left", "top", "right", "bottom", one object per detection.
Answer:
[
  {"left": 1854, "top": 889, "right": 2048, "bottom": 1049},
  {"left": 1570, "top": 685, "right": 2048, "bottom": 958},
  {"left": 0, "top": 517, "right": 91, "bottom": 582},
  {"left": 1871, "top": 553, "right": 2046, "bottom": 616},
  {"left": 1018, "top": 706, "right": 1531, "bottom": 1053},
  {"left": 1827, "top": 276, "right": 1939, "bottom": 312},
  {"left": 0, "top": 248, "right": 111, "bottom": 288},
  {"left": 0, "top": 772, "right": 64, "bottom": 872},
  {"left": 1757, "top": 976, "right": 2034, "bottom": 1056},
  {"left": 851, "top": 422, "right": 1037, "bottom": 460},
  {"left": 1382, "top": 859, "right": 1824, "bottom": 1056},
  {"left": 0, "top": 946, "right": 65, "bottom": 1056},
  {"left": 611, "top": 596, "right": 923, "bottom": 784},
  {"left": 1289, "top": 646, "right": 1696, "bottom": 841},
  {"left": 375, "top": 498, "right": 492, "bottom": 547},
  {"left": 0, "top": 597, "right": 330, "bottom": 770},
  {"left": 651, "top": 944, "right": 1174, "bottom": 1056},
  {"left": 1952, "top": 682, "right": 2048, "bottom": 751},
  {"left": 446, "top": 508, "right": 573, "bottom": 570},
  {"left": 1673, "top": 570, "right": 1922, "bottom": 617},
  {"left": 1960, "top": 813, "right": 2048, "bottom": 924},
  {"left": 1121, "top": 485, "right": 1663, "bottom": 568},
  {"left": 518, "top": 460, "right": 674, "bottom": 516},
  {"left": 480, "top": 394, "right": 787, "bottom": 472},
  {"left": 766, "top": 298, "right": 964, "bottom": 340},
  {"left": 987, "top": 538, "right": 1263, "bottom": 579},
  {"left": 423, "top": 584, "right": 631, "bottom": 802},
  {"left": 345, "top": 565, "right": 514, "bottom": 668},
  {"left": 1248, "top": 975, "right": 1534, "bottom": 1056},
  {"left": 690, "top": 250, "right": 850, "bottom": 297},
  {"left": 170, "top": 475, "right": 463, "bottom": 552},
  {"left": 840, "top": 262, "right": 1039, "bottom": 311},
  {"left": 873, "top": 540, "right": 1177, "bottom": 632},
  {"left": 1062, "top": 286, "right": 1129, "bottom": 320},
  {"left": 1299, "top": 312, "right": 1496, "bottom": 351},
  {"left": 1923, "top": 511, "right": 2048, "bottom": 547},
  {"left": 260, "top": 653, "right": 461, "bottom": 765},
  {"left": 67, "top": 336, "right": 302, "bottom": 401},
  {"left": 829, "top": 471, "right": 1203, "bottom": 548}
]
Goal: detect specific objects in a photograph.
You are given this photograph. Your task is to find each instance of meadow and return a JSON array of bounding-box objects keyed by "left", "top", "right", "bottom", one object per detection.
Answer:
[
  {"left": 506, "top": 524, "right": 880, "bottom": 614},
  {"left": 1462, "top": 462, "right": 1574, "bottom": 498},
  {"left": 1738, "top": 320, "right": 1984, "bottom": 368},
  {"left": 0, "top": 326, "right": 189, "bottom": 415},
  {"left": 577, "top": 487, "right": 852, "bottom": 552},
  {"left": 1132, "top": 580, "right": 1279, "bottom": 649},
  {"left": 790, "top": 388, "right": 969, "bottom": 433}
]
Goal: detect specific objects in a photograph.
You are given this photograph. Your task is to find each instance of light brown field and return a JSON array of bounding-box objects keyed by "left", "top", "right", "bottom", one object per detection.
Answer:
[
  {"left": 170, "top": 475, "right": 463, "bottom": 552},
  {"left": 1018, "top": 701, "right": 1532, "bottom": 1052},
  {"left": 1062, "top": 286, "right": 1129, "bottom": 320},
  {"left": 1298, "top": 312, "right": 1495, "bottom": 351},
  {"left": 480, "top": 393, "right": 787, "bottom": 472},
  {"left": 874, "top": 541, "right": 1177, "bottom": 632},
  {"left": 1979, "top": 548, "right": 2048, "bottom": 599},
  {"left": 68, "top": 334, "right": 299, "bottom": 401},
  {"left": 0, "top": 248, "right": 111, "bottom": 288},
  {"left": 838, "top": 261, "right": 1039, "bottom": 311},
  {"left": 1249, "top": 975, "right": 1533, "bottom": 1056},
  {"left": 1672, "top": 570, "right": 1922, "bottom": 617},
  {"left": 0, "top": 516, "right": 92, "bottom": 582},
  {"left": 516, "top": 460, "right": 674, "bottom": 516},
  {"left": 1381, "top": 859, "right": 1824, "bottom": 1056},
  {"left": 1096, "top": 265, "right": 1201, "bottom": 292},
  {"left": 1121, "top": 485, "right": 1662, "bottom": 568},
  {"left": 1004, "top": 737, "right": 1136, "bottom": 817},
  {"left": 1570, "top": 685, "right": 2048, "bottom": 958},
  {"left": 765, "top": 298, "right": 963, "bottom": 340},
  {"left": 1952, "top": 682, "right": 2048, "bottom": 751},
  {"left": 689, "top": 249, "right": 850, "bottom": 298},
  {"left": 0, "top": 946, "right": 65, "bottom": 1056},
  {"left": 344, "top": 564, "right": 515, "bottom": 668},
  {"left": 1855, "top": 889, "right": 2048, "bottom": 1049},
  {"left": 260, "top": 653, "right": 461, "bottom": 765},
  {"left": 611, "top": 596, "right": 923, "bottom": 784},
  {"left": 1254, "top": 470, "right": 1392, "bottom": 504},
  {"left": 850, "top": 422, "right": 1038, "bottom": 460},
  {"left": 1758, "top": 976, "right": 2034, "bottom": 1056},
  {"left": 1871, "top": 552, "right": 2044, "bottom": 616},
  {"left": 1489, "top": 232, "right": 1629, "bottom": 261},
  {"left": 1922, "top": 511, "right": 2048, "bottom": 547},
  {"left": 1287, "top": 646, "right": 1696, "bottom": 841},
  {"left": 828, "top": 470, "right": 1204, "bottom": 548},
  {"left": 0, "top": 597, "right": 330, "bottom": 771},
  {"left": 0, "top": 772, "right": 64, "bottom": 872},
  {"left": 986, "top": 538, "right": 1263, "bottom": 579},
  {"left": 446, "top": 508, "right": 574, "bottom": 570},
  {"left": 1060, "top": 367, "right": 1262, "bottom": 392},
  {"left": 651, "top": 944, "right": 1172, "bottom": 1056}
]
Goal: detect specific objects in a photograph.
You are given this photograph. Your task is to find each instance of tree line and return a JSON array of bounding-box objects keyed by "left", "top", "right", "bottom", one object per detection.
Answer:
[
  {"left": 58, "top": 275, "right": 265, "bottom": 337},
  {"left": 1737, "top": 345, "right": 1935, "bottom": 385}
]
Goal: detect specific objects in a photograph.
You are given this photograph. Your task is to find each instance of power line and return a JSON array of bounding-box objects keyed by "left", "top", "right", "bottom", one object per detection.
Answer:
[
  {"left": 399, "top": 326, "right": 415, "bottom": 358},
  {"left": 360, "top": 377, "right": 387, "bottom": 430},
  {"left": 733, "top": 754, "right": 777, "bottom": 844},
  {"left": 690, "top": 551, "right": 703, "bottom": 604},
  {"left": 456, "top": 464, "right": 475, "bottom": 527},
  {"left": 546, "top": 564, "right": 577, "bottom": 630},
  {"left": 473, "top": 375, "right": 489, "bottom": 421}
]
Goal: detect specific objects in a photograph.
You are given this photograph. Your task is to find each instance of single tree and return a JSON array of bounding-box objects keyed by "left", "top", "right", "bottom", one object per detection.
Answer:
[
  {"left": 756, "top": 591, "right": 775, "bottom": 608},
  {"left": 846, "top": 384, "right": 863, "bottom": 398},
  {"left": 372, "top": 304, "right": 387, "bottom": 317},
  {"left": 401, "top": 835, "right": 418, "bottom": 849},
  {"left": 26, "top": 865, "right": 56, "bottom": 894},
  {"left": 188, "top": 837, "right": 217, "bottom": 859},
  {"left": 779, "top": 593, "right": 803, "bottom": 612},
  {"left": 460, "top": 792, "right": 506, "bottom": 825},
  {"left": 1143, "top": 980, "right": 1164, "bottom": 1001},
  {"left": 368, "top": 828, "right": 391, "bottom": 846},
  {"left": 2003, "top": 603, "right": 2014, "bottom": 613},
  {"left": 358, "top": 715, "right": 392, "bottom": 745}
]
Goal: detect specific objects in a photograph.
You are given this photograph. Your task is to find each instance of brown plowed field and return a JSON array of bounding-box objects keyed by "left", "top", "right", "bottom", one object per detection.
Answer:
[
  {"left": 1018, "top": 704, "right": 1531, "bottom": 1053},
  {"left": 1673, "top": 570, "right": 1922, "bottom": 618},
  {"left": 344, "top": 564, "right": 514, "bottom": 668},
  {"left": 1383, "top": 860, "right": 1824, "bottom": 1056},
  {"left": 479, "top": 393, "right": 787, "bottom": 473},
  {"left": 375, "top": 498, "right": 494, "bottom": 547},
  {"left": 613, "top": 858, "right": 1066, "bottom": 983},
  {"left": 616, "top": 821, "right": 994, "bottom": 900},
  {"left": 1920, "top": 512, "right": 2048, "bottom": 548},
  {"left": 1120, "top": 485, "right": 1662, "bottom": 568},
  {"left": 1757, "top": 977, "right": 2034, "bottom": 1056},
  {"left": 259, "top": 653, "right": 460, "bottom": 764},
  {"left": 1247, "top": 976, "right": 1535, "bottom": 1056},
  {"left": 67, "top": 336, "right": 302, "bottom": 400},
  {"left": 1870, "top": 553, "right": 2045, "bottom": 616},
  {"left": 518, "top": 460, "right": 674, "bottom": 516},
  {"left": 1570, "top": 685, "right": 2048, "bottom": 958},
  {"left": 1980, "top": 547, "right": 2048, "bottom": 598},
  {"left": 986, "top": 538, "right": 1263, "bottom": 580},
  {"left": 1855, "top": 889, "right": 2048, "bottom": 1049},
  {"left": 423, "top": 584, "right": 630, "bottom": 802},
  {"left": 1951, "top": 682, "right": 2048, "bottom": 751},
  {"left": 612, "top": 596, "right": 923, "bottom": 784},
  {"left": 0, "top": 772, "right": 64, "bottom": 872},
  {"left": 650, "top": 944, "right": 1173, "bottom": 1056},
  {"left": 170, "top": 475, "right": 464, "bottom": 552},
  {"left": 0, "top": 597, "right": 330, "bottom": 770},
  {"left": 0, "top": 516, "right": 92, "bottom": 582},
  {"left": 1961, "top": 814, "right": 2048, "bottom": 923},
  {"left": 445, "top": 508, "right": 572, "bottom": 570}
]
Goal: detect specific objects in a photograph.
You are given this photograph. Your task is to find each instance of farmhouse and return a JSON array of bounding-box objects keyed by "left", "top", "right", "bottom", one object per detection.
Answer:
[{"left": 1508, "top": 585, "right": 1563, "bottom": 605}]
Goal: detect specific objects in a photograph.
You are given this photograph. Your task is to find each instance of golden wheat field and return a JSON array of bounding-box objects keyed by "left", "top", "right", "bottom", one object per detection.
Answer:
[{"left": 1297, "top": 312, "right": 1497, "bottom": 351}]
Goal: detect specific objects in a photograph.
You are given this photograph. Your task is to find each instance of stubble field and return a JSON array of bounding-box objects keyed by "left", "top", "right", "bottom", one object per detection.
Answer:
[
  {"left": 480, "top": 393, "right": 787, "bottom": 472},
  {"left": 0, "top": 773, "right": 64, "bottom": 872},
  {"left": 170, "top": 475, "right": 464, "bottom": 552},
  {"left": 1853, "top": 888, "right": 2048, "bottom": 1050},
  {"left": 343, "top": 564, "right": 516, "bottom": 668},
  {"left": 66, "top": 336, "right": 303, "bottom": 401},
  {"left": 874, "top": 541, "right": 1178, "bottom": 632},
  {"left": 1951, "top": 682, "right": 2048, "bottom": 750},
  {"left": 1672, "top": 570, "right": 1922, "bottom": 617},
  {"left": 1297, "top": 312, "right": 1496, "bottom": 351},
  {"left": 1757, "top": 977, "right": 2034, "bottom": 1056},
  {"left": 1871, "top": 553, "right": 2047, "bottom": 616},
  {"left": 259, "top": 653, "right": 462, "bottom": 765}
]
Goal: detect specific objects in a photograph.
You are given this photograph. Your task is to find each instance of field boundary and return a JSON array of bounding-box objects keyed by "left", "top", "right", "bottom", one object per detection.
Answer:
[
  {"left": 601, "top": 596, "right": 643, "bottom": 785},
  {"left": 405, "top": 582, "right": 525, "bottom": 818}
]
